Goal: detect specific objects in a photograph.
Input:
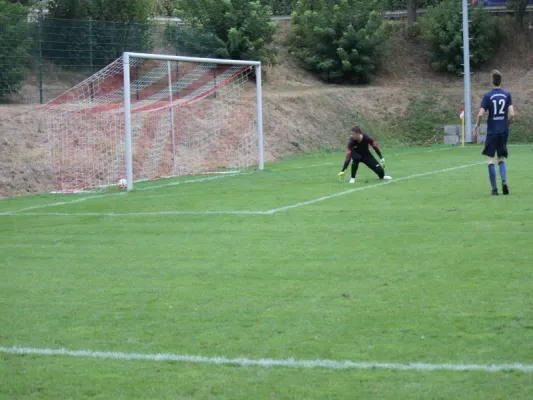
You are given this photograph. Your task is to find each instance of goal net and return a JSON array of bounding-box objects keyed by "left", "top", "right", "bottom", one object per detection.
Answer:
[{"left": 45, "top": 52, "right": 263, "bottom": 193}]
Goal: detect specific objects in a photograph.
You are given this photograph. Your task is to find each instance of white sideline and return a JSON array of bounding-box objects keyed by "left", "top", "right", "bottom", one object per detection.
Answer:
[
  {"left": 267, "top": 161, "right": 485, "bottom": 214},
  {"left": 1, "top": 346, "right": 532, "bottom": 373}
]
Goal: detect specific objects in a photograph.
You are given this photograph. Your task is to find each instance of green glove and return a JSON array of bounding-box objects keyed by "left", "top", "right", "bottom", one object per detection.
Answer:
[
  {"left": 380, "top": 158, "right": 385, "bottom": 169},
  {"left": 337, "top": 171, "right": 345, "bottom": 183}
]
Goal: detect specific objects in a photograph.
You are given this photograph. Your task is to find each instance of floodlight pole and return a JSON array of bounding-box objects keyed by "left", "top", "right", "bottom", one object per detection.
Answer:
[{"left": 462, "top": 0, "right": 472, "bottom": 143}]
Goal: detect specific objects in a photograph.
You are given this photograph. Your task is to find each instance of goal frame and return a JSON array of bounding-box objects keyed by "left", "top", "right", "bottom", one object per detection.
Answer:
[{"left": 122, "top": 52, "right": 264, "bottom": 191}]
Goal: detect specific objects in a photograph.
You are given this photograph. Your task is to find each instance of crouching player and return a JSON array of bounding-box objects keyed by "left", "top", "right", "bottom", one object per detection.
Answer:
[{"left": 337, "top": 126, "right": 392, "bottom": 184}]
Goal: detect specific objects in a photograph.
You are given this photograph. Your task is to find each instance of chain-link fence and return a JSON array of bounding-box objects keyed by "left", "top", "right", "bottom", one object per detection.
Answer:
[{"left": 0, "top": 14, "right": 218, "bottom": 104}]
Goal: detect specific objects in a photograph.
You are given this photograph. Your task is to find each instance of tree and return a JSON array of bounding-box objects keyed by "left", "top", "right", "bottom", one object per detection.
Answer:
[
  {"left": 291, "top": 0, "right": 385, "bottom": 84},
  {"left": 154, "top": 0, "right": 174, "bottom": 16},
  {"left": 0, "top": 0, "right": 32, "bottom": 97},
  {"left": 507, "top": 0, "right": 529, "bottom": 30},
  {"left": 46, "top": 0, "right": 94, "bottom": 19},
  {"left": 174, "top": 0, "right": 278, "bottom": 64},
  {"left": 421, "top": 0, "right": 500, "bottom": 75}
]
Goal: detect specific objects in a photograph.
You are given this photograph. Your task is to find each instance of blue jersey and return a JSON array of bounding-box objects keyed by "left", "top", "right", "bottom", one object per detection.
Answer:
[{"left": 480, "top": 88, "right": 513, "bottom": 135}]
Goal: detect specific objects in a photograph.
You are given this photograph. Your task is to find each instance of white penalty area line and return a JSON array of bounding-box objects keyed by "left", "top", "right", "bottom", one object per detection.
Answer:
[
  {"left": 1, "top": 346, "right": 532, "bottom": 373},
  {"left": 1, "top": 161, "right": 485, "bottom": 217},
  {"left": 267, "top": 161, "right": 485, "bottom": 214}
]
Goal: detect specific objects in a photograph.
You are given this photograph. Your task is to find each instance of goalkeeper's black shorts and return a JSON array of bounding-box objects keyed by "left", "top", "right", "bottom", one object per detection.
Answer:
[{"left": 352, "top": 153, "right": 384, "bottom": 177}]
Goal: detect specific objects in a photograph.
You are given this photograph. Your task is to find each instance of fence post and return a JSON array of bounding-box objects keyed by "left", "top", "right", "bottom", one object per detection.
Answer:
[
  {"left": 89, "top": 17, "right": 94, "bottom": 76},
  {"left": 37, "top": 11, "right": 44, "bottom": 104},
  {"left": 135, "top": 22, "right": 141, "bottom": 51}
]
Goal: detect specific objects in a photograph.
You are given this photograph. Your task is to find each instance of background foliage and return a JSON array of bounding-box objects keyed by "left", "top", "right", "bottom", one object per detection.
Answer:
[
  {"left": 0, "top": 0, "right": 33, "bottom": 97},
  {"left": 421, "top": 0, "right": 501, "bottom": 75},
  {"left": 174, "top": 0, "right": 278, "bottom": 64},
  {"left": 291, "top": 0, "right": 385, "bottom": 84}
]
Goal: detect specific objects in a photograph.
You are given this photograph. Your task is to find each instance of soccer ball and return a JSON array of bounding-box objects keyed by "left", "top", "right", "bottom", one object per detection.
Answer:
[{"left": 118, "top": 178, "right": 127, "bottom": 190}]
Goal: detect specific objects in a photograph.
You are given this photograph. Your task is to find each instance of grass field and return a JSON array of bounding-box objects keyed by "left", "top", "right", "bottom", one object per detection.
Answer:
[{"left": 1, "top": 144, "right": 533, "bottom": 399}]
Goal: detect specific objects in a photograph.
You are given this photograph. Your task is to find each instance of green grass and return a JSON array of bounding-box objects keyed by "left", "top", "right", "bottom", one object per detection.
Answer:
[{"left": 2, "top": 145, "right": 533, "bottom": 399}]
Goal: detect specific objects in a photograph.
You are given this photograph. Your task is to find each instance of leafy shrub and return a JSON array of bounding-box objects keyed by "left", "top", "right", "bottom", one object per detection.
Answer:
[
  {"left": 174, "top": 0, "right": 278, "bottom": 64},
  {"left": 291, "top": 0, "right": 385, "bottom": 84},
  {"left": 421, "top": 0, "right": 501, "bottom": 75}
]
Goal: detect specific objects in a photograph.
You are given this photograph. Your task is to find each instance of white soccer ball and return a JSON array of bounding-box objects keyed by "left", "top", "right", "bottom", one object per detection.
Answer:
[{"left": 118, "top": 178, "right": 127, "bottom": 190}]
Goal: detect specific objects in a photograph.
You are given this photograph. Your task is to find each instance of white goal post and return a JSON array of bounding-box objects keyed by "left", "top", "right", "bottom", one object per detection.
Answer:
[{"left": 45, "top": 52, "right": 264, "bottom": 193}]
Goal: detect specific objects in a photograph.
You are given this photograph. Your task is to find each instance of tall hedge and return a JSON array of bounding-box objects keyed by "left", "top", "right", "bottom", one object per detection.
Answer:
[{"left": 291, "top": 0, "right": 385, "bottom": 84}]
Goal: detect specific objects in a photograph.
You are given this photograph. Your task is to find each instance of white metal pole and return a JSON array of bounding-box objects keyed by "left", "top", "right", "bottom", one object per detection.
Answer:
[
  {"left": 123, "top": 53, "right": 133, "bottom": 191},
  {"left": 255, "top": 64, "right": 264, "bottom": 171},
  {"left": 462, "top": 0, "right": 472, "bottom": 143},
  {"left": 167, "top": 61, "right": 177, "bottom": 175}
]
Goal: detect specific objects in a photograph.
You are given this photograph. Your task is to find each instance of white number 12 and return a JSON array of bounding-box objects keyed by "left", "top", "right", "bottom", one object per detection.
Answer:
[{"left": 492, "top": 99, "right": 506, "bottom": 115}]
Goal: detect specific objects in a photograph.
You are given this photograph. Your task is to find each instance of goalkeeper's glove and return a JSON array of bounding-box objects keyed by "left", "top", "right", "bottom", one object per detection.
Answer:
[
  {"left": 380, "top": 158, "right": 385, "bottom": 169},
  {"left": 337, "top": 171, "right": 345, "bottom": 183}
]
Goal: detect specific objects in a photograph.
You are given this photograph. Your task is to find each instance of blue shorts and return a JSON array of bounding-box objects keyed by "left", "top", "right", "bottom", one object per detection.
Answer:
[{"left": 482, "top": 133, "right": 508, "bottom": 158}]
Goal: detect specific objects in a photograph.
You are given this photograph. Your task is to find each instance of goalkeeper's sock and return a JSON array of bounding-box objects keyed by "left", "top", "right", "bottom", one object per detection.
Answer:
[
  {"left": 488, "top": 164, "right": 497, "bottom": 191},
  {"left": 498, "top": 161, "right": 507, "bottom": 183}
]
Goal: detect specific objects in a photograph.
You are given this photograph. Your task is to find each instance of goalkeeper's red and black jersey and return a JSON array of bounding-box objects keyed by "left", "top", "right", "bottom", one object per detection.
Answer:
[{"left": 347, "top": 133, "right": 383, "bottom": 159}]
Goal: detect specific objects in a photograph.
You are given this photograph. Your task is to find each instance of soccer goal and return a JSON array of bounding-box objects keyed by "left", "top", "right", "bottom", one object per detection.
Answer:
[{"left": 45, "top": 52, "right": 264, "bottom": 193}]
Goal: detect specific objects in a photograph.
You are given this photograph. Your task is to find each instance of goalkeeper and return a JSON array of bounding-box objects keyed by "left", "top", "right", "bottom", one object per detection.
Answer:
[{"left": 337, "top": 126, "right": 392, "bottom": 184}]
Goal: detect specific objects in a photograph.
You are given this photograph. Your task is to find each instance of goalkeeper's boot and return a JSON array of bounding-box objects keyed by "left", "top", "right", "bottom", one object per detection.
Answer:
[
  {"left": 349, "top": 178, "right": 356, "bottom": 184},
  {"left": 491, "top": 188, "right": 499, "bottom": 196},
  {"left": 383, "top": 175, "right": 392, "bottom": 180},
  {"left": 502, "top": 182, "right": 509, "bottom": 195}
]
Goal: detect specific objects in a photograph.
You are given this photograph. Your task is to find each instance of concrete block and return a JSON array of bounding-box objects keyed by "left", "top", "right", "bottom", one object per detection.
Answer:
[
  {"left": 443, "top": 135, "right": 459, "bottom": 145},
  {"left": 444, "top": 125, "right": 459, "bottom": 135}
]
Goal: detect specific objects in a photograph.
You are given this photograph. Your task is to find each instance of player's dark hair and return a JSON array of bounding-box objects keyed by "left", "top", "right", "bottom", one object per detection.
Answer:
[
  {"left": 351, "top": 126, "right": 362, "bottom": 134},
  {"left": 492, "top": 70, "right": 502, "bottom": 87}
]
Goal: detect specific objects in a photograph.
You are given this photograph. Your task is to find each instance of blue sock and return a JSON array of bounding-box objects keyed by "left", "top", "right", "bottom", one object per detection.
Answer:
[
  {"left": 488, "top": 164, "right": 497, "bottom": 190},
  {"left": 498, "top": 161, "right": 507, "bottom": 183}
]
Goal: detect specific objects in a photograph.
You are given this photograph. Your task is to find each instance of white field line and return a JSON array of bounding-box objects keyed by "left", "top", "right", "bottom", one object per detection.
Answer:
[
  {"left": 266, "top": 162, "right": 485, "bottom": 214},
  {"left": 393, "top": 147, "right": 453, "bottom": 156},
  {"left": 0, "top": 146, "right": 455, "bottom": 214},
  {"left": 1, "top": 161, "right": 484, "bottom": 218},
  {"left": 1, "top": 192, "right": 125, "bottom": 215},
  {"left": 1, "top": 174, "right": 239, "bottom": 216},
  {"left": 134, "top": 173, "right": 245, "bottom": 191},
  {"left": 6, "top": 210, "right": 269, "bottom": 217},
  {"left": 269, "top": 162, "right": 334, "bottom": 171},
  {"left": 1, "top": 346, "right": 532, "bottom": 373}
]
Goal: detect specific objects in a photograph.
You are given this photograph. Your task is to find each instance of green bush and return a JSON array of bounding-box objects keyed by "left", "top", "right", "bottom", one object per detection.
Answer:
[
  {"left": 174, "top": 0, "right": 278, "bottom": 65},
  {"left": 421, "top": 0, "right": 501, "bottom": 75},
  {"left": 0, "top": 0, "right": 32, "bottom": 97},
  {"left": 291, "top": 0, "right": 385, "bottom": 84}
]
